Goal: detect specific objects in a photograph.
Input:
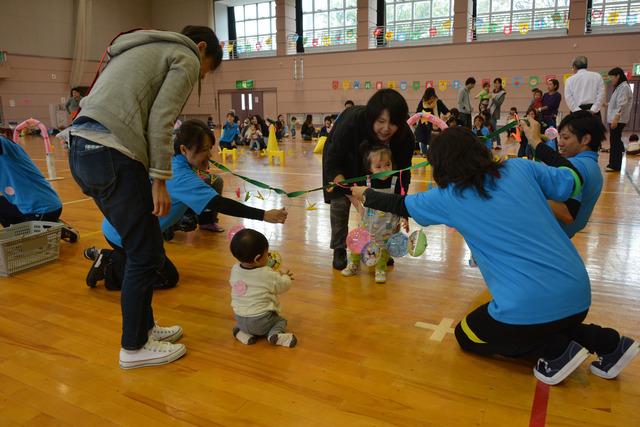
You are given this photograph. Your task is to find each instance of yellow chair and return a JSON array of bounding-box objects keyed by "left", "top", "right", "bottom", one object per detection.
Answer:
[
  {"left": 268, "top": 150, "right": 285, "bottom": 165},
  {"left": 221, "top": 148, "right": 237, "bottom": 163},
  {"left": 313, "top": 136, "right": 327, "bottom": 154}
]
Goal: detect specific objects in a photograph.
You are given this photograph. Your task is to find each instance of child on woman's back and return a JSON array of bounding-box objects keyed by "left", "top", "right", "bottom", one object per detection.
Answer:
[{"left": 229, "top": 229, "right": 297, "bottom": 348}]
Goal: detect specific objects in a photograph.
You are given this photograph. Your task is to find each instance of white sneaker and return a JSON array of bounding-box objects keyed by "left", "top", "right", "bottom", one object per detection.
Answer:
[
  {"left": 375, "top": 270, "right": 386, "bottom": 284},
  {"left": 119, "top": 338, "right": 186, "bottom": 369},
  {"left": 341, "top": 262, "right": 359, "bottom": 277},
  {"left": 149, "top": 323, "right": 183, "bottom": 343}
]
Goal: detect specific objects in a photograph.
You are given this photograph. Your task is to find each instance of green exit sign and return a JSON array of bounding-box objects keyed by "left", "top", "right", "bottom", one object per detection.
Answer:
[
  {"left": 633, "top": 64, "right": 640, "bottom": 76},
  {"left": 236, "top": 80, "right": 254, "bottom": 89}
]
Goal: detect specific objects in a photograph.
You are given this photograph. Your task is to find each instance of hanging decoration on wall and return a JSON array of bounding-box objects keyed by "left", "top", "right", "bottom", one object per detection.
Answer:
[
  {"left": 502, "top": 76, "right": 508, "bottom": 88},
  {"left": 512, "top": 76, "right": 525, "bottom": 89},
  {"left": 563, "top": 73, "right": 573, "bottom": 83},
  {"left": 385, "top": 31, "right": 394, "bottom": 41},
  {"left": 412, "top": 81, "right": 421, "bottom": 90},
  {"left": 265, "top": 37, "right": 272, "bottom": 46},
  {"left": 376, "top": 81, "right": 383, "bottom": 90},
  {"left": 534, "top": 18, "right": 545, "bottom": 30},
  {"left": 353, "top": 80, "right": 361, "bottom": 89},
  {"left": 452, "top": 80, "right": 461, "bottom": 89},
  {"left": 425, "top": 80, "right": 434, "bottom": 88},
  {"left": 332, "top": 80, "right": 339, "bottom": 90},
  {"left": 346, "top": 29, "right": 355, "bottom": 39},
  {"left": 397, "top": 32, "right": 407, "bottom": 42},
  {"left": 400, "top": 81, "right": 408, "bottom": 91},
  {"left": 607, "top": 11, "right": 620, "bottom": 25},
  {"left": 591, "top": 9, "right": 603, "bottom": 19},
  {"left": 388, "top": 81, "right": 397, "bottom": 89},
  {"left": 365, "top": 81, "right": 372, "bottom": 89},
  {"left": 503, "top": 25, "right": 513, "bottom": 35},
  {"left": 322, "top": 35, "right": 331, "bottom": 46},
  {"left": 312, "top": 38, "right": 319, "bottom": 47},
  {"left": 438, "top": 80, "right": 448, "bottom": 92},
  {"left": 442, "top": 20, "right": 452, "bottom": 31},
  {"left": 429, "top": 28, "right": 438, "bottom": 37},
  {"left": 627, "top": 14, "right": 638, "bottom": 25},
  {"left": 528, "top": 76, "right": 541, "bottom": 88},
  {"left": 302, "top": 37, "right": 308, "bottom": 44},
  {"left": 518, "top": 22, "right": 530, "bottom": 34},
  {"left": 373, "top": 27, "right": 383, "bottom": 38},
  {"left": 343, "top": 80, "right": 351, "bottom": 90},
  {"left": 255, "top": 41, "right": 262, "bottom": 51},
  {"left": 227, "top": 42, "right": 234, "bottom": 54},
  {"left": 551, "top": 12, "right": 563, "bottom": 24}
]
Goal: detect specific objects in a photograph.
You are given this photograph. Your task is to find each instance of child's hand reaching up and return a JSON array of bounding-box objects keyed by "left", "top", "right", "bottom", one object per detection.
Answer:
[{"left": 264, "top": 208, "right": 288, "bottom": 223}]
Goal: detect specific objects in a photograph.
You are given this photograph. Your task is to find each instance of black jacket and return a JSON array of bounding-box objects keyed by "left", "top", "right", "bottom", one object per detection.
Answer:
[{"left": 322, "top": 106, "right": 414, "bottom": 203}]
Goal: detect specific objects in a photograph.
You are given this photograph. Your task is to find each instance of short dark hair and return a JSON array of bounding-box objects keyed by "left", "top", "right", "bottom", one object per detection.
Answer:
[
  {"left": 532, "top": 88, "right": 543, "bottom": 96},
  {"left": 345, "top": 100, "right": 355, "bottom": 107},
  {"left": 630, "top": 134, "right": 639, "bottom": 142},
  {"left": 558, "top": 110, "right": 606, "bottom": 151},
  {"left": 324, "top": 116, "right": 333, "bottom": 123},
  {"left": 174, "top": 119, "right": 215, "bottom": 154},
  {"left": 449, "top": 108, "right": 459, "bottom": 117},
  {"left": 473, "top": 115, "right": 485, "bottom": 125},
  {"left": 465, "top": 77, "right": 476, "bottom": 86},
  {"left": 608, "top": 67, "right": 628, "bottom": 87},
  {"left": 510, "top": 107, "right": 518, "bottom": 113},
  {"left": 427, "top": 127, "right": 503, "bottom": 199},
  {"left": 548, "top": 78, "right": 560, "bottom": 90},
  {"left": 366, "top": 89, "right": 409, "bottom": 130},
  {"left": 422, "top": 87, "right": 437, "bottom": 101},
  {"left": 181, "top": 26, "right": 223, "bottom": 70},
  {"left": 364, "top": 144, "right": 393, "bottom": 171},
  {"left": 230, "top": 229, "right": 269, "bottom": 263}
]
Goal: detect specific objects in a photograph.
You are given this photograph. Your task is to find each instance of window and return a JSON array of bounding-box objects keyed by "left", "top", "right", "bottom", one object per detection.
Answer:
[
  {"left": 233, "top": 1, "right": 277, "bottom": 56},
  {"left": 382, "top": 0, "right": 454, "bottom": 45},
  {"left": 301, "top": 0, "right": 358, "bottom": 50},
  {"left": 588, "top": 0, "right": 640, "bottom": 33},
  {"left": 473, "top": 0, "right": 569, "bottom": 40}
]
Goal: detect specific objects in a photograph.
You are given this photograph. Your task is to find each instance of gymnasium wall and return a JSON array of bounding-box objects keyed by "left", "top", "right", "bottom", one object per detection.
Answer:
[{"left": 205, "top": 32, "right": 640, "bottom": 125}]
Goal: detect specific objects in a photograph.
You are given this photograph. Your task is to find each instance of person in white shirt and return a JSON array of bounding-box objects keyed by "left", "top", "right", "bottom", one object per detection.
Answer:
[
  {"left": 564, "top": 56, "right": 605, "bottom": 117},
  {"left": 229, "top": 228, "right": 297, "bottom": 347},
  {"left": 605, "top": 67, "right": 634, "bottom": 172}
]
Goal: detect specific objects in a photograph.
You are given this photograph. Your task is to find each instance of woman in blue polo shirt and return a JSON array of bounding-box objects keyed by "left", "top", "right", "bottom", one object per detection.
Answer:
[
  {"left": 522, "top": 111, "right": 604, "bottom": 238},
  {"left": 0, "top": 136, "right": 77, "bottom": 242},
  {"left": 84, "top": 120, "right": 287, "bottom": 290},
  {"left": 350, "top": 127, "right": 638, "bottom": 386}
]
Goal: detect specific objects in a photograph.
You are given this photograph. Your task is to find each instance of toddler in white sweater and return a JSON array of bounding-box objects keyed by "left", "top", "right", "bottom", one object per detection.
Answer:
[{"left": 229, "top": 228, "right": 297, "bottom": 347}]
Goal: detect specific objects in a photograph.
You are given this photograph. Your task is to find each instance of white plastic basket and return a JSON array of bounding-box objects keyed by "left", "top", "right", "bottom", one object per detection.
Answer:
[{"left": 0, "top": 221, "right": 63, "bottom": 277}]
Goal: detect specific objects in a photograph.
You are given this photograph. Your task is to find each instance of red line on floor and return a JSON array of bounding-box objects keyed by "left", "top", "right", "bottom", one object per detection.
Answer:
[{"left": 529, "top": 380, "right": 550, "bottom": 427}]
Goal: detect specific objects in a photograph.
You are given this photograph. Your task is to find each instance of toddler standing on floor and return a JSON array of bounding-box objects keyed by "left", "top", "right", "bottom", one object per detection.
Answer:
[
  {"left": 342, "top": 145, "right": 406, "bottom": 284},
  {"left": 229, "top": 229, "right": 297, "bottom": 348}
]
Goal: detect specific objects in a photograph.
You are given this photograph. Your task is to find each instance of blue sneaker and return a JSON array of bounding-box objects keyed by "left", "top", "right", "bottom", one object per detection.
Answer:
[
  {"left": 534, "top": 341, "right": 589, "bottom": 385},
  {"left": 590, "top": 336, "right": 640, "bottom": 379}
]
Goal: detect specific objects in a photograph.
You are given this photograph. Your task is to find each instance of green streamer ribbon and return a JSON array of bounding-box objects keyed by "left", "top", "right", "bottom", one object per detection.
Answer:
[{"left": 208, "top": 120, "right": 519, "bottom": 198}]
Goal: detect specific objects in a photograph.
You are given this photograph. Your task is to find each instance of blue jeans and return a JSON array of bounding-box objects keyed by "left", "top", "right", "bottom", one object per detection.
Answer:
[{"left": 68, "top": 136, "right": 163, "bottom": 349}]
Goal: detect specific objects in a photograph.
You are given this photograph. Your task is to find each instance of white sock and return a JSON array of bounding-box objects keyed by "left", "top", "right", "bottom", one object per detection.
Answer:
[
  {"left": 269, "top": 333, "right": 297, "bottom": 348},
  {"left": 233, "top": 328, "right": 256, "bottom": 345}
]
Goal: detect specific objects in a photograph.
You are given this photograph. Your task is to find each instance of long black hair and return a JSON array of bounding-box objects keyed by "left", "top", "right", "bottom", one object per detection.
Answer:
[
  {"left": 366, "top": 89, "right": 409, "bottom": 133},
  {"left": 181, "top": 26, "right": 223, "bottom": 70},
  {"left": 174, "top": 119, "right": 215, "bottom": 155},
  {"left": 427, "top": 127, "right": 503, "bottom": 199},
  {"left": 608, "top": 67, "right": 628, "bottom": 88}
]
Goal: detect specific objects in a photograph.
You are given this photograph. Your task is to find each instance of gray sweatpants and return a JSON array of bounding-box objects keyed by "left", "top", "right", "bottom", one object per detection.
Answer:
[
  {"left": 329, "top": 195, "right": 351, "bottom": 250},
  {"left": 235, "top": 311, "right": 287, "bottom": 337}
]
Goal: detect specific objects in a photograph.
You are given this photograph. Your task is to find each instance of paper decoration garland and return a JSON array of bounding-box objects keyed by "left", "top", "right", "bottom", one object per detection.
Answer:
[
  {"left": 343, "top": 80, "right": 351, "bottom": 90},
  {"left": 607, "top": 11, "right": 620, "bottom": 25},
  {"left": 438, "top": 80, "right": 448, "bottom": 92},
  {"left": 388, "top": 81, "right": 397, "bottom": 89},
  {"left": 425, "top": 80, "right": 434, "bottom": 88},
  {"left": 512, "top": 76, "right": 524, "bottom": 89},
  {"left": 365, "top": 81, "right": 372, "bottom": 89},
  {"left": 519, "top": 22, "right": 530, "bottom": 34},
  {"left": 452, "top": 80, "right": 461, "bottom": 89},
  {"left": 353, "top": 80, "right": 361, "bottom": 89},
  {"left": 376, "top": 81, "right": 383, "bottom": 90},
  {"left": 400, "top": 81, "right": 408, "bottom": 91},
  {"left": 412, "top": 81, "right": 421, "bottom": 90},
  {"left": 503, "top": 25, "right": 512, "bottom": 35},
  {"left": 332, "top": 80, "right": 339, "bottom": 90}
]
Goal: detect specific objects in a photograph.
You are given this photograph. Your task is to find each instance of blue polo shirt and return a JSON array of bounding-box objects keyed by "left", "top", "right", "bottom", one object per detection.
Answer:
[
  {"left": 103, "top": 154, "right": 218, "bottom": 247},
  {"left": 404, "top": 159, "right": 590, "bottom": 325},
  {"left": 562, "top": 151, "right": 602, "bottom": 238},
  {"left": 0, "top": 136, "right": 62, "bottom": 214}
]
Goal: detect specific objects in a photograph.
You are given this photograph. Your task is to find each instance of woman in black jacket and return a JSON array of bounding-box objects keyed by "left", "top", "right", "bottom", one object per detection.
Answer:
[
  {"left": 322, "top": 89, "right": 414, "bottom": 270},
  {"left": 414, "top": 87, "right": 450, "bottom": 157}
]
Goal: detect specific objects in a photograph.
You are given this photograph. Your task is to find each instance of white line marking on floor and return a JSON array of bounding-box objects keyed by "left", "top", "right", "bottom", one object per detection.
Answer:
[{"left": 415, "top": 318, "right": 456, "bottom": 341}]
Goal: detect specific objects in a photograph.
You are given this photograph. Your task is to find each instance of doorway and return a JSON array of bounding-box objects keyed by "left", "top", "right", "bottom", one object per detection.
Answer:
[
  {"left": 627, "top": 77, "right": 639, "bottom": 133},
  {"left": 231, "top": 91, "right": 264, "bottom": 122}
]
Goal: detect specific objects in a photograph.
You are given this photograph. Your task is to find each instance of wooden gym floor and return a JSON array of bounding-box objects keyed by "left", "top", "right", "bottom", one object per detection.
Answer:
[{"left": 1, "top": 135, "right": 639, "bottom": 426}]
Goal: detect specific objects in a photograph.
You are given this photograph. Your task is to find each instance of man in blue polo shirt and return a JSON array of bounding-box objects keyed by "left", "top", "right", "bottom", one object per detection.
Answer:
[
  {"left": 521, "top": 111, "right": 605, "bottom": 238},
  {"left": 0, "top": 136, "right": 78, "bottom": 242}
]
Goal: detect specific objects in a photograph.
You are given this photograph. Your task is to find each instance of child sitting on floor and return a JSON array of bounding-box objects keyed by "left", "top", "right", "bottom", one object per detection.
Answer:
[
  {"left": 627, "top": 134, "right": 640, "bottom": 155},
  {"left": 342, "top": 145, "right": 407, "bottom": 284},
  {"left": 229, "top": 228, "right": 297, "bottom": 347}
]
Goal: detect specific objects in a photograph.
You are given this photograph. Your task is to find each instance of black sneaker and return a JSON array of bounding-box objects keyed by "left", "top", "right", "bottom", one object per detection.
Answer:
[
  {"left": 534, "top": 341, "right": 589, "bottom": 385},
  {"left": 332, "top": 248, "right": 347, "bottom": 270},
  {"left": 387, "top": 257, "right": 394, "bottom": 267},
  {"left": 85, "top": 249, "right": 109, "bottom": 288},
  {"left": 590, "top": 336, "right": 640, "bottom": 379}
]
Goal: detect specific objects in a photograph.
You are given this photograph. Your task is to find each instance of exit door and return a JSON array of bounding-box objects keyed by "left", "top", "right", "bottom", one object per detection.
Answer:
[{"left": 231, "top": 91, "right": 264, "bottom": 122}]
